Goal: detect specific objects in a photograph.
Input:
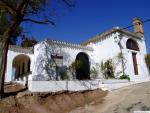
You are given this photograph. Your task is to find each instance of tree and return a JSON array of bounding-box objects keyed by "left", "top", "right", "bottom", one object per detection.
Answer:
[
  {"left": 21, "top": 36, "right": 38, "bottom": 47},
  {"left": 0, "top": 10, "right": 21, "bottom": 45},
  {"left": 0, "top": 0, "right": 74, "bottom": 98}
]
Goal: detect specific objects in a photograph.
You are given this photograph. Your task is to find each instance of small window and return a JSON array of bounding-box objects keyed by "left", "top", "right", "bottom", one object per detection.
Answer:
[{"left": 51, "top": 55, "right": 63, "bottom": 67}]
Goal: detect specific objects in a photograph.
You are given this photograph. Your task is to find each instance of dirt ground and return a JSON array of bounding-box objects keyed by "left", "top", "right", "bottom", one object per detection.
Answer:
[
  {"left": 0, "top": 82, "right": 107, "bottom": 113},
  {"left": 70, "top": 81, "right": 150, "bottom": 113}
]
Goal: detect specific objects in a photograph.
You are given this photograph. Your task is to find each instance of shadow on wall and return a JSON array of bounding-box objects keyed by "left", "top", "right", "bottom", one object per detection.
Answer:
[
  {"left": 33, "top": 42, "right": 71, "bottom": 81},
  {"left": 31, "top": 80, "right": 103, "bottom": 92},
  {"left": 33, "top": 42, "right": 91, "bottom": 81}
]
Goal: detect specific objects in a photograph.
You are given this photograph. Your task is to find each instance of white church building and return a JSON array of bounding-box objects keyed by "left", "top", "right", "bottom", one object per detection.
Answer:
[{"left": 4, "top": 17, "right": 150, "bottom": 91}]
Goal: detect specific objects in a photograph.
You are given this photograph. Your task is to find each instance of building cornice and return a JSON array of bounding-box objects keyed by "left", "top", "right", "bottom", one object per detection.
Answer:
[
  {"left": 46, "top": 39, "right": 93, "bottom": 51},
  {"left": 9, "top": 45, "right": 33, "bottom": 54}
]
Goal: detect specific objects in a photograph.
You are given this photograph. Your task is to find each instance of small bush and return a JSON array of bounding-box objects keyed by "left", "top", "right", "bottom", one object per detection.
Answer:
[
  {"left": 90, "top": 67, "right": 98, "bottom": 79},
  {"left": 100, "top": 59, "right": 115, "bottom": 79},
  {"left": 61, "top": 71, "right": 69, "bottom": 80},
  {"left": 119, "top": 74, "right": 130, "bottom": 81},
  {"left": 57, "top": 66, "right": 70, "bottom": 80}
]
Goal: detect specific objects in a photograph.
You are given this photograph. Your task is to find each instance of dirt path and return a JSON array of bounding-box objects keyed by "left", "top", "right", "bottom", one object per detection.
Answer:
[{"left": 70, "top": 81, "right": 150, "bottom": 113}]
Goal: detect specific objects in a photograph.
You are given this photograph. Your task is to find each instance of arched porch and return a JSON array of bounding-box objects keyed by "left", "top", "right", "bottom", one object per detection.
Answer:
[{"left": 12, "top": 54, "right": 31, "bottom": 80}]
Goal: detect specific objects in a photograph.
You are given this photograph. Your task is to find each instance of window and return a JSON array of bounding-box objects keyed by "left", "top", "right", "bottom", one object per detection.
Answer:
[{"left": 51, "top": 55, "right": 63, "bottom": 67}]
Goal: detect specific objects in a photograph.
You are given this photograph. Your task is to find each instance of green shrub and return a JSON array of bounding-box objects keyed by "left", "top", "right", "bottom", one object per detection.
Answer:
[
  {"left": 100, "top": 59, "right": 115, "bottom": 79},
  {"left": 90, "top": 67, "right": 98, "bottom": 79},
  {"left": 61, "top": 71, "right": 69, "bottom": 80},
  {"left": 119, "top": 74, "right": 130, "bottom": 81}
]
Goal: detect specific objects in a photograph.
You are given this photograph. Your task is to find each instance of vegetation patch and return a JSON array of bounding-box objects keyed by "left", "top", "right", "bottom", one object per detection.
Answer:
[
  {"left": 100, "top": 59, "right": 115, "bottom": 79},
  {"left": 119, "top": 74, "right": 130, "bottom": 81}
]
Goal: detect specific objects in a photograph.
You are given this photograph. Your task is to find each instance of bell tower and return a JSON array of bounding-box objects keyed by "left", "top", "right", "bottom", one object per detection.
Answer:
[{"left": 133, "top": 17, "right": 144, "bottom": 37}]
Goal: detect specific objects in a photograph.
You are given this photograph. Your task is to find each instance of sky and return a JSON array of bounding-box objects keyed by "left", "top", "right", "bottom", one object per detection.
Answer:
[{"left": 22, "top": 0, "right": 150, "bottom": 53}]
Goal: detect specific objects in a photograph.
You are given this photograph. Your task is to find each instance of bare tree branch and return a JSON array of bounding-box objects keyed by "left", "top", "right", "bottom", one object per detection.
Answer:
[
  {"left": 23, "top": 18, "right": 56, "bottom": 25},
  {"left": 62, "top": 0, "right": 75, "bottom": 7},
  {"left": 0, "top": 0, "right": 16, "bottom": 16},
  {"left": 16, "top": 0, "right": 30, "bottom": 15}
]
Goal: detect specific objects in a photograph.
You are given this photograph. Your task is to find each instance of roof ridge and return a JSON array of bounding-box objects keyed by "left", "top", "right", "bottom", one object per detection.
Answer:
[{"left": 81, "top": 26, "right": 141, "bottom": 45}]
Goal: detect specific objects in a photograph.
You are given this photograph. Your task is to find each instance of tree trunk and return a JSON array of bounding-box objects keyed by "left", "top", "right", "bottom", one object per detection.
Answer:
[
  {"left": 0, "top": 17, "right": 23, "bottom": 98},
  {"left": 0, "top": 38, "right": 9, "bottom": 98}
]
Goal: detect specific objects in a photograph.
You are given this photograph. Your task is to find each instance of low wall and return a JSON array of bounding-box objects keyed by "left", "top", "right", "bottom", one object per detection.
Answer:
[
  {"left": 29, "top": 80, "right": 102, "bottom": 92},
  {"left": 28, "top": 79, "right": 129, "bottom": 92},
  {"left": 15, "top": 78, "right": 150, "bottom": 92},
  {"left": 103, "top": 78, "right": 150, "bottom": 91}
]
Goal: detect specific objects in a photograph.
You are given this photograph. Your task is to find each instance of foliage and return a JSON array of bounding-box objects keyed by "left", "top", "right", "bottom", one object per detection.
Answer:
[
  {"left": 68, "top": 61, "right": 76, "bottom": 79},
  {"left": 0, "top": 11, "right": 21, "bottom": 45},
  {"left": 90, "top": 67, "right": 98, "bottom": 79},
  {"left": 21, "top": 36, "right": 38, "bottom": 47},
  {"left": 100, "top": 59, "right": 115, "bottom": 79},
  {"left": 61, "top": 70, "right": 69, "bottom": 80},
  {"left": 119, "top": 74, "right": 130, "bottom": 81},
  {"left": 145, "top": 54, "right": 150, "bottom": 72},
  {"left": 70, "top": 61, "right": 76, "bottom": 70},
  {"left": 76, "top": 59, "right": 83, "bottom": 69}
]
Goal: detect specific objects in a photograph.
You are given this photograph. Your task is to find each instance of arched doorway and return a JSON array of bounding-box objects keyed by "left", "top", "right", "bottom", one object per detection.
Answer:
[
  {"left": 126, "top": 39, "right": 139, "bottom": 75},
  {"left": 75, "top": 52, "right": 90, "bottom": 80},
  {"left": 12, "top": 54, "right": 31, "bottom": 79}
]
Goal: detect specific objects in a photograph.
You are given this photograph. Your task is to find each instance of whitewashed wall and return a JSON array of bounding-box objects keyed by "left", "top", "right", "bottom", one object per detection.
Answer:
[
  {"left": 87, "top": 32, "right": 122, "bottom": 78},
  {"left": 28, "top": 79, "right": 129, "bottom": 92},
  {"left": 87, "top": 31, "right": 149, "bottom": 81},
  {"left": 32, "top": 41, "right": 93, "bottom": 80}
]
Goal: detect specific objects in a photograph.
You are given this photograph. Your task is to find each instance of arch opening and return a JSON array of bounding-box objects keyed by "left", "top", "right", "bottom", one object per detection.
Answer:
[
  {"left": 126, "top": 39, "right": 139, "bottom": 51},
  {"left": 75, "top": 52, "right": 90, "bottom": 80},
  {"left": 12, "top": 54, "right": 31, "bottom": 79}
]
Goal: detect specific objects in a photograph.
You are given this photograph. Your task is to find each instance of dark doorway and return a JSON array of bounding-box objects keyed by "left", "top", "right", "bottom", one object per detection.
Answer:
[
  {"left": 75, "top": 52, "right": 90, "bottom": 80},
  {"left": 28, "top": 59, "right": 31, "bottom": 72},
  {"left": 22, "top": 63, "right": 25, "bottom": 74},
  {"left": 132, "top": 53, "right": 138, "bottom": 75}
]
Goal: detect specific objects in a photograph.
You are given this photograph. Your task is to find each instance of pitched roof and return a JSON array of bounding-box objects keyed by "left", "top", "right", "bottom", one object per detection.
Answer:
[{"left": 81, "top": 27, "right": 142, "bottom": 46}]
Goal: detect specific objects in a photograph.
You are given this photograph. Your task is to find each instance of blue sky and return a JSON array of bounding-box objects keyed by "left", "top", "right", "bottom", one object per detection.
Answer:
[{"left": 23, "top": 0, "right": 150, "bottom": 53}]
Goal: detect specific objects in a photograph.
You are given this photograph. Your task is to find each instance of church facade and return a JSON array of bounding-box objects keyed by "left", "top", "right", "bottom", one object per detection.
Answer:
[{"left": 5, "top": 17, "right": 150, "bottom": 84}]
